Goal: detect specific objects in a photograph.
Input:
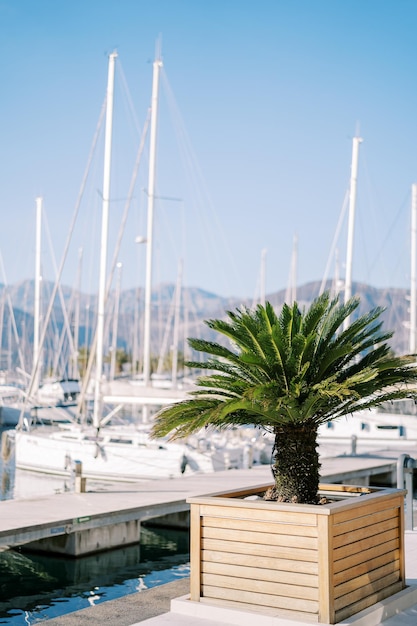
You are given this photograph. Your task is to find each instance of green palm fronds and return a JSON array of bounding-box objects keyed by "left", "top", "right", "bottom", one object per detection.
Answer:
[
  {"left": 151, "top": 292, "right": 417, "bottom": 503},
  {"left": 152, "top": 292, "right": 417, "bottom": 439}
]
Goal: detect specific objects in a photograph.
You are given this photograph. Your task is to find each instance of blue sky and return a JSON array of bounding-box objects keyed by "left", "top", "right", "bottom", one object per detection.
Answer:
[{"left": 1, "top": 0, "right": 417, "bottom": 300}]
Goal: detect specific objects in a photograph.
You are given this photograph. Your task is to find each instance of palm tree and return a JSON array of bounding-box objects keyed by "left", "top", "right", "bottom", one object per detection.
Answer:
[{"left": 151, "top": 292, "right": 417, "bottom": 504}]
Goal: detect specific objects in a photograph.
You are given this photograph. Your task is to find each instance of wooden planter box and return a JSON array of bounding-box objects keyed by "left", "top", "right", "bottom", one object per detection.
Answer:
[{"left": 187, "top": 483, "right": 406, "bottom": 624}]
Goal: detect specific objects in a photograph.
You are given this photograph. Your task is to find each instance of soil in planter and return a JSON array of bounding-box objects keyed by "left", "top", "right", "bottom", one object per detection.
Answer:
[
  {"left": 242, "top": 484, "right": 372, "bottom": 505},
  {"left": 263, "top": 485, "right": 330, "bottom": 504}
]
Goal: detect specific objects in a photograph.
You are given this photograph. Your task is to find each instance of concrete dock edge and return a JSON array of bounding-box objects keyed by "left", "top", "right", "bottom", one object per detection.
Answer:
[{"left": 41, "top": 577, "right": 190, "bottom": 625}]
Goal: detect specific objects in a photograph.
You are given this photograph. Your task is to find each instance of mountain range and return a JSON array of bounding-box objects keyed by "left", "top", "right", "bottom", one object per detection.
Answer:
[{"left": 0, "top": 279, "right": 411, "bottom": 378}]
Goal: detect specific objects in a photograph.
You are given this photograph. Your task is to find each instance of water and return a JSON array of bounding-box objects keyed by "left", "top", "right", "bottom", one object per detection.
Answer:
[
  {"left": 0, "top": 526, "right": 190, "bottom": 625},
  {"left": 0, "top": 431, "right": 190, "bottom": 625}
]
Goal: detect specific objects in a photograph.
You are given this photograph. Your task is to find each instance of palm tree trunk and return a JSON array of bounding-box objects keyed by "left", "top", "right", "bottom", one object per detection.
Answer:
[{"left": 271, "top": 423, "right": 320, "bottom": 504}]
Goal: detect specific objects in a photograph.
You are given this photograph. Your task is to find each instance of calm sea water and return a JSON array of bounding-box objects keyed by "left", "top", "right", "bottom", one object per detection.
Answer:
[
  {"left": 0, "top": 430, "right": 190, "bottom": 625},
  {"left": 0, "top": 527, "right": 190, "bottom": 625}
]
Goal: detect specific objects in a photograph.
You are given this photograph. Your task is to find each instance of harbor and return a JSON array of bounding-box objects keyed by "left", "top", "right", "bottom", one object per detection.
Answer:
[
  {"left": 1, "top": 448, "right": 415, "bottom": 556},
  {"left": 1, "top": 5, "right": 417, "bottom": 625},
  {"left": 0, "top": 451, "right": 408, "bottom": 556},
  {"left": 1, "top": 446, "right": 415, "bottom": 626},
  {"left": 0, "top": 527, "right": 190, "bottom": 625},
  {"left": 41, "top": 538, "right": 417, "bottom": 626}
]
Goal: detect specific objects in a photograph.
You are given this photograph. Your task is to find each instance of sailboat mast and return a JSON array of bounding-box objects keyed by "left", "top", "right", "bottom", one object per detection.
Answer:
[
  {"left": 72, "top": 247, "right": 83, "bottom": 379},
  {"left": 143, "top": 53, "right": 163, "bottom": 387},
  {"left": 260, "top": 248, "right": 267, "bottom": 306},
  {"left": 291, "top": 235, "right": 298, "bottom": 303},
  {"left": 344, "top": 136, "right": 362, "bottom": 303},
  {"left": 171, "top": 258, "right": 183, "bottom": 388},
  {"left": 344, "top": 135, "right": 362, "bottom": 329},
  {"left": 93, "top": 51, "right": 117, "bottom": 428},
  {"left": 33, "top": 196, "right": 42, "bottom": 393},
  {"left": 285, "top": 235, "right": 298, "bottom": 304},
  {"left": 110, "top": 262, "right": 123, "bottom": 380},
  {"left": 410, "top": 184, "right": 417, "bottom": 353}
]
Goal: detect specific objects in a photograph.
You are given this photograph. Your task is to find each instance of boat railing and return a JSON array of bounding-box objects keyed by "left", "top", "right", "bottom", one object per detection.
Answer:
[{"left": 397, "top": 453, "right": 416, "bottom": 530}]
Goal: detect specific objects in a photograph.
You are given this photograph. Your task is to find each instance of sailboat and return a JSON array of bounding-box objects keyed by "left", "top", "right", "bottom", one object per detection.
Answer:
[
  {"left": 12, "top": 52, "right": 267, "bottom": 481},
  {"left": 0, "top": 385, "right": 27, "bottom": 427},
  {"left": 318, "top": 146, "right": 417, "bottom": 453},
  {"left": 0, "top": 196, "right": 82, "bottom": 428}
]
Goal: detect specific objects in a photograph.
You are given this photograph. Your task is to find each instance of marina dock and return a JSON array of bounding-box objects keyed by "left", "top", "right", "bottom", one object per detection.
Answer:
[
  {"left": 1, "top": 446, "right": 417, "bottom": 625},
  {"left": 42, "top": 538, "right": 417, "bottom": 625},
  {"left": 0, "top": 448, "right": 412, "bottom": 556},
  {"left": 38, "top": 512, "right": 417, "bottom": 626}
]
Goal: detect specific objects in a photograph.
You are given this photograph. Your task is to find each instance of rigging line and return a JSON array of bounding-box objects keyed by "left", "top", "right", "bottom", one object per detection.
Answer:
[
  {"left": 161, "top": 72, "right": 214, "bottom": 245},
  {"left": 19, "top": 96, "right": 107, "bottom": 420},
  {"left": 357, "top": 152, "right": 409, "bottom": 287},
  {"left": 21, "top": 281, "right": 32, "bottom": 374},
  {"left": 319, "top": 188, "right": 349, "bottom": 296},
  {"left": 117, "top": 60, "right": 144, "bottom": 136},
  {"left": 77, "top": 108, "right": 152, "bottom": 416},
  {"left": 0, "top": 249, "right": 26, "bottom": 372},
  {"left": 61, "top": 251, "right": 82, "bottom": 380},
  {"left": 252, "top": 248, "right": 267, "bottom": 308},
  {"left": 156, "top": 196, "right": 185, "bottom": 264},
  {"left": 156, "top": 283, "right": 177, "bottom": 374},
  {"left": 366, "top": 190, "right": 411, "bottom": 278},
  {"left": 161, "top": 69, "right": 241, "bottom": 294},
  {"left": 355, "top": 152, "right": 380, "bottom": 284},
  {"left": 41, "top": 208, "right": 78, "bottom": 375}
]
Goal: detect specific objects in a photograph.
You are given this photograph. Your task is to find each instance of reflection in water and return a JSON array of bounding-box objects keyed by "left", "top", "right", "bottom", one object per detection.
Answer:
[
  {"left": 0, "top": 435, "right": 190, "bottom": 624},
  {"left": 1, "top": 468, "right": 12, "bottom": 499},
  {"left": 0, "top": 526, "right": 190, "bottom": 625}
]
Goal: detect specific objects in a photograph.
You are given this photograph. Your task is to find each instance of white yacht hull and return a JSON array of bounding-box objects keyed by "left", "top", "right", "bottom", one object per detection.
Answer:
[
  {"left": 14, "top": 425, "right": 246, "bottom": 481},
  {"left": 318, "top": 404, "right": 417, "bottom": 455}
]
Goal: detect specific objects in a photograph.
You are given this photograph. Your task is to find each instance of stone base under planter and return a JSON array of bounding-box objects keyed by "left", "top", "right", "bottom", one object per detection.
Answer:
[{"left": 171, "top": 585, "right": 417, "bottom": 626}]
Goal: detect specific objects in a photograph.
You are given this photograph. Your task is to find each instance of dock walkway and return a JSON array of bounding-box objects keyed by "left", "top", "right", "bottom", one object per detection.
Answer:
[
  {"left": 2, "top": 447, "right": 417, "bottom": 625},
  {"left": 0, "top": 452, "right": 404, "bottom": 552},
  {"left": 43, "top": 530, "right": 417, "bottom": 626}
]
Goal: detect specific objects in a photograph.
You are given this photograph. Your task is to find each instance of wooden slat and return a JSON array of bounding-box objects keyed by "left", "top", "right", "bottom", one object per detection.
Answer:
[
  {"left": 202, "top": 537, "right": 318, "bottom": 562},
  {"left": 332, "top": 495, "right": 403, "bottom": 527},
  {"left": 202, "top": 560, "right": 318, "bottom": 588},
  {"left": 215, "top": 484, "right": 273, "bottom": 499},
  {"left": 202, "top": 572, "right": 318, "bottom": 600},
  {"left": 333, "top": 538, "right": 399, "bottom": 574},
  {"left": 333, "top": 514, "right": 399, "bottom": 549},
  {"left": 334, "top": 551, "right": 399, "bottom": 586},
  {"left": 335, "top": 581, "right": 404, "bottom": 622},
  {"left": 200, "top": 595, "right": 319, "bottom": 623},
  {"left": 333, "top": 527, "right": 399, "bottom": 562},
  {"left": 334, "top": 560, "right": 400, "bottom": 599},
  {"left": 202, "top": 584, "right": 319, "bottom": 613},
  {"left": 202, "top": 525, "right": 317, "bottom": 549},
  {"left": 399, "top": 494, "right": 406, "bottom": 584},
  {"left": 334, "top": 572, "right": 401, "bottom": 611},
  {"left": 317, "top": 513, "right": 333, "bottom": 624},
  {"left": 332, "top": 507, "right": 398, "bottom": 538},
  {"left": 199, "top": 503, "right": 318, "bottom": 526},
  {"left": 319, "top": 483, "right": 372, "bottom": 495},
  {"left": 191, "top": 487, "right": 405, "bottom": 622},
  {"left": 335, "top": 583, "right": 404, "bottom": 622},
  {"left": 189, "top": 504, "right": 202, "bottom": 602},
  {"left": 202, "top": 515, "right": 318, "bottom": 537},
  {"left": 202, "top": 548, "right": 319, "bottom": 575}
]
